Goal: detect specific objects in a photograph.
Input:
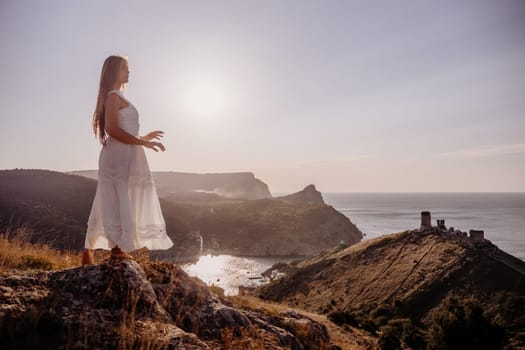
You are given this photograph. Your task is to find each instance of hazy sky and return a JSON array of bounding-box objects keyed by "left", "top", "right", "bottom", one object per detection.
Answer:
[{"left": 1, "top": 0, "right": 524, "bottom": 193}]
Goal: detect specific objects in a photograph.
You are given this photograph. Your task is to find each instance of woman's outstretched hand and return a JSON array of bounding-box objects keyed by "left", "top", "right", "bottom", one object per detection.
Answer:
[
  {"left": 144, "top": 141, "right": 166, "bottom": 152},
  {"left": 142, "top": 130, "right": 164, "bottom": 141},
  {"left": 141, "top": 130, "right": 166, "bottom": 152}
]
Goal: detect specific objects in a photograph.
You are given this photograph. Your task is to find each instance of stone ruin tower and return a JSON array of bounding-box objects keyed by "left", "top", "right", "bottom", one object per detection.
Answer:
[
  {"left": 469, "top": 229, "right": 485, "bottom": 242},
  {"left": 420, "top": 211, "right": 432, "bottom": 231}
]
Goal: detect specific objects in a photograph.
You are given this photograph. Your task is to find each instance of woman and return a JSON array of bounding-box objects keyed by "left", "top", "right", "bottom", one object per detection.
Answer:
[{"left": 81, "top": 55, "right": 174, "bottom": 265}]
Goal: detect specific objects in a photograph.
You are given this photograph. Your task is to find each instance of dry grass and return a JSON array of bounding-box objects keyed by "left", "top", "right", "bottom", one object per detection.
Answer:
[
  {"left": 0, "top": 223, "right": 157, "bottom": 274},
  {"left": 0, "top": 223, "right": 79, "bottom": 273}
]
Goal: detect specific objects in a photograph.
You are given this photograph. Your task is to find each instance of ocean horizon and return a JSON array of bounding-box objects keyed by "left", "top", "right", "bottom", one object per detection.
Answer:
[{"left": 305, "top": 191, "right": 525, "bottom": 261}]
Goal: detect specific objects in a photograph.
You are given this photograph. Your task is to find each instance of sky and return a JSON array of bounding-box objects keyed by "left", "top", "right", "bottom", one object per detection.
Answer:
[{"left": 1, "top": 0, "right": 524, "bottom": 193}]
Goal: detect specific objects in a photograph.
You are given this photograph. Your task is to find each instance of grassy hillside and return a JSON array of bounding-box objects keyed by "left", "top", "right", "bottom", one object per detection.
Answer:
[{"left": 253, "top": 229, "right": 525, "bottom": 348}]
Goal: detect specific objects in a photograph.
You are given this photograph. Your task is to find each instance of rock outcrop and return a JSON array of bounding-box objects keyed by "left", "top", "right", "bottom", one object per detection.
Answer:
[
  {"left": 276, "top": 184, "right": 325, "bottom": 205},
  {"left": 0, "top": 258, "right": 339, "bottom": 349}
]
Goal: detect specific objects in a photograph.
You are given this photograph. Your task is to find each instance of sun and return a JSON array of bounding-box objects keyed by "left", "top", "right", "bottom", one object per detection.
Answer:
[{"left": 183, "top": 79, "right": 229, "bottom": 120}]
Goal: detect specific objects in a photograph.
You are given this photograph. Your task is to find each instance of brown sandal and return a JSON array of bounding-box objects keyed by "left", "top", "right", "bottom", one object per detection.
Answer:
[{"left": 110, "top": 246, "right": 134, "bottom": 260}]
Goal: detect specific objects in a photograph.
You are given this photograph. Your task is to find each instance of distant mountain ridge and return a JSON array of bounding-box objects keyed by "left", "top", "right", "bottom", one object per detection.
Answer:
[{"left": 67, "top": 170, "right": 272, "bottom": 200}]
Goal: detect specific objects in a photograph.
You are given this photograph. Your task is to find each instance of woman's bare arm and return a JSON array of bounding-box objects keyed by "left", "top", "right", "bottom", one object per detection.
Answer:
[
  {"left": 104, "top": 93, "right": 165, "bottom": 152},
  {"left": 108, "top": 127, "right": 147, "bottom": 145},
  {"left": 104, "top": 94, "right": 146, "bottom": 146}
]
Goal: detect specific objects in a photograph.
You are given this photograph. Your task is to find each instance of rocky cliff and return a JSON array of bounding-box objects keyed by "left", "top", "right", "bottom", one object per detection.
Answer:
[{"left": 157, "top": 184, "right": 362, "bottom": 259}]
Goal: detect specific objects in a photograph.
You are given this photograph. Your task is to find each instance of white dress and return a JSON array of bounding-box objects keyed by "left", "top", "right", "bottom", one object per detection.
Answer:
[{"left": 84, "top": 89, "right": 174, "bottom": 252}]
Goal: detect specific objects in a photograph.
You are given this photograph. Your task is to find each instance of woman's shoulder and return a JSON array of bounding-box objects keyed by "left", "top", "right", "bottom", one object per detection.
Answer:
[
  {"left": 105, "top": 89, "right": 130, "bottom": 110},
  {"left": 106, "top": 90, "right": 119, "bottom": 101},
  {"left": 105, "top": 90, "right": 122, "bottom": 108}
]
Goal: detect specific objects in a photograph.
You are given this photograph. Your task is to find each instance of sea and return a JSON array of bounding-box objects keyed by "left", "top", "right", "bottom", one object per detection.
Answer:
[{"left": 181, "top": 192, "right": 525, "bottom": 295}]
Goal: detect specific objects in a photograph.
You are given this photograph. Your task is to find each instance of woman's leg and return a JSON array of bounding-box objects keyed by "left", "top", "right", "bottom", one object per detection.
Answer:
[{"left": 81, "top": 248, "right": 95, "bottom": 265}]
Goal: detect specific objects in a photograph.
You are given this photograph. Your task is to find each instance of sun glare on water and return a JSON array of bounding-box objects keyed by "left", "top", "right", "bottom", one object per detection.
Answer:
[{"left": 181, "top": 254, "right": 294, "bottom": 296}]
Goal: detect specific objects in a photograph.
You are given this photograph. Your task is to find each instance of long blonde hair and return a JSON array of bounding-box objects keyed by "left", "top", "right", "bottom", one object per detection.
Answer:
[{"left": 92, "top": 55, "right": 128, "bottom": 146}]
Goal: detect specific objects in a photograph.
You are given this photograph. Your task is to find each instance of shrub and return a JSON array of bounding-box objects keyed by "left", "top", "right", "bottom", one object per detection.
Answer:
[
  {"left": 328, "top": 302, "right": 398, "bottom": 335},
  {"left": 426, "top": 295, "right": 506, "bottom": 350},
  {"left": 378, "top": 318, "right": 425, "bottom": 350},
  {"left": 327, "top": 310, "right": 358, "bottom": 328}
]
